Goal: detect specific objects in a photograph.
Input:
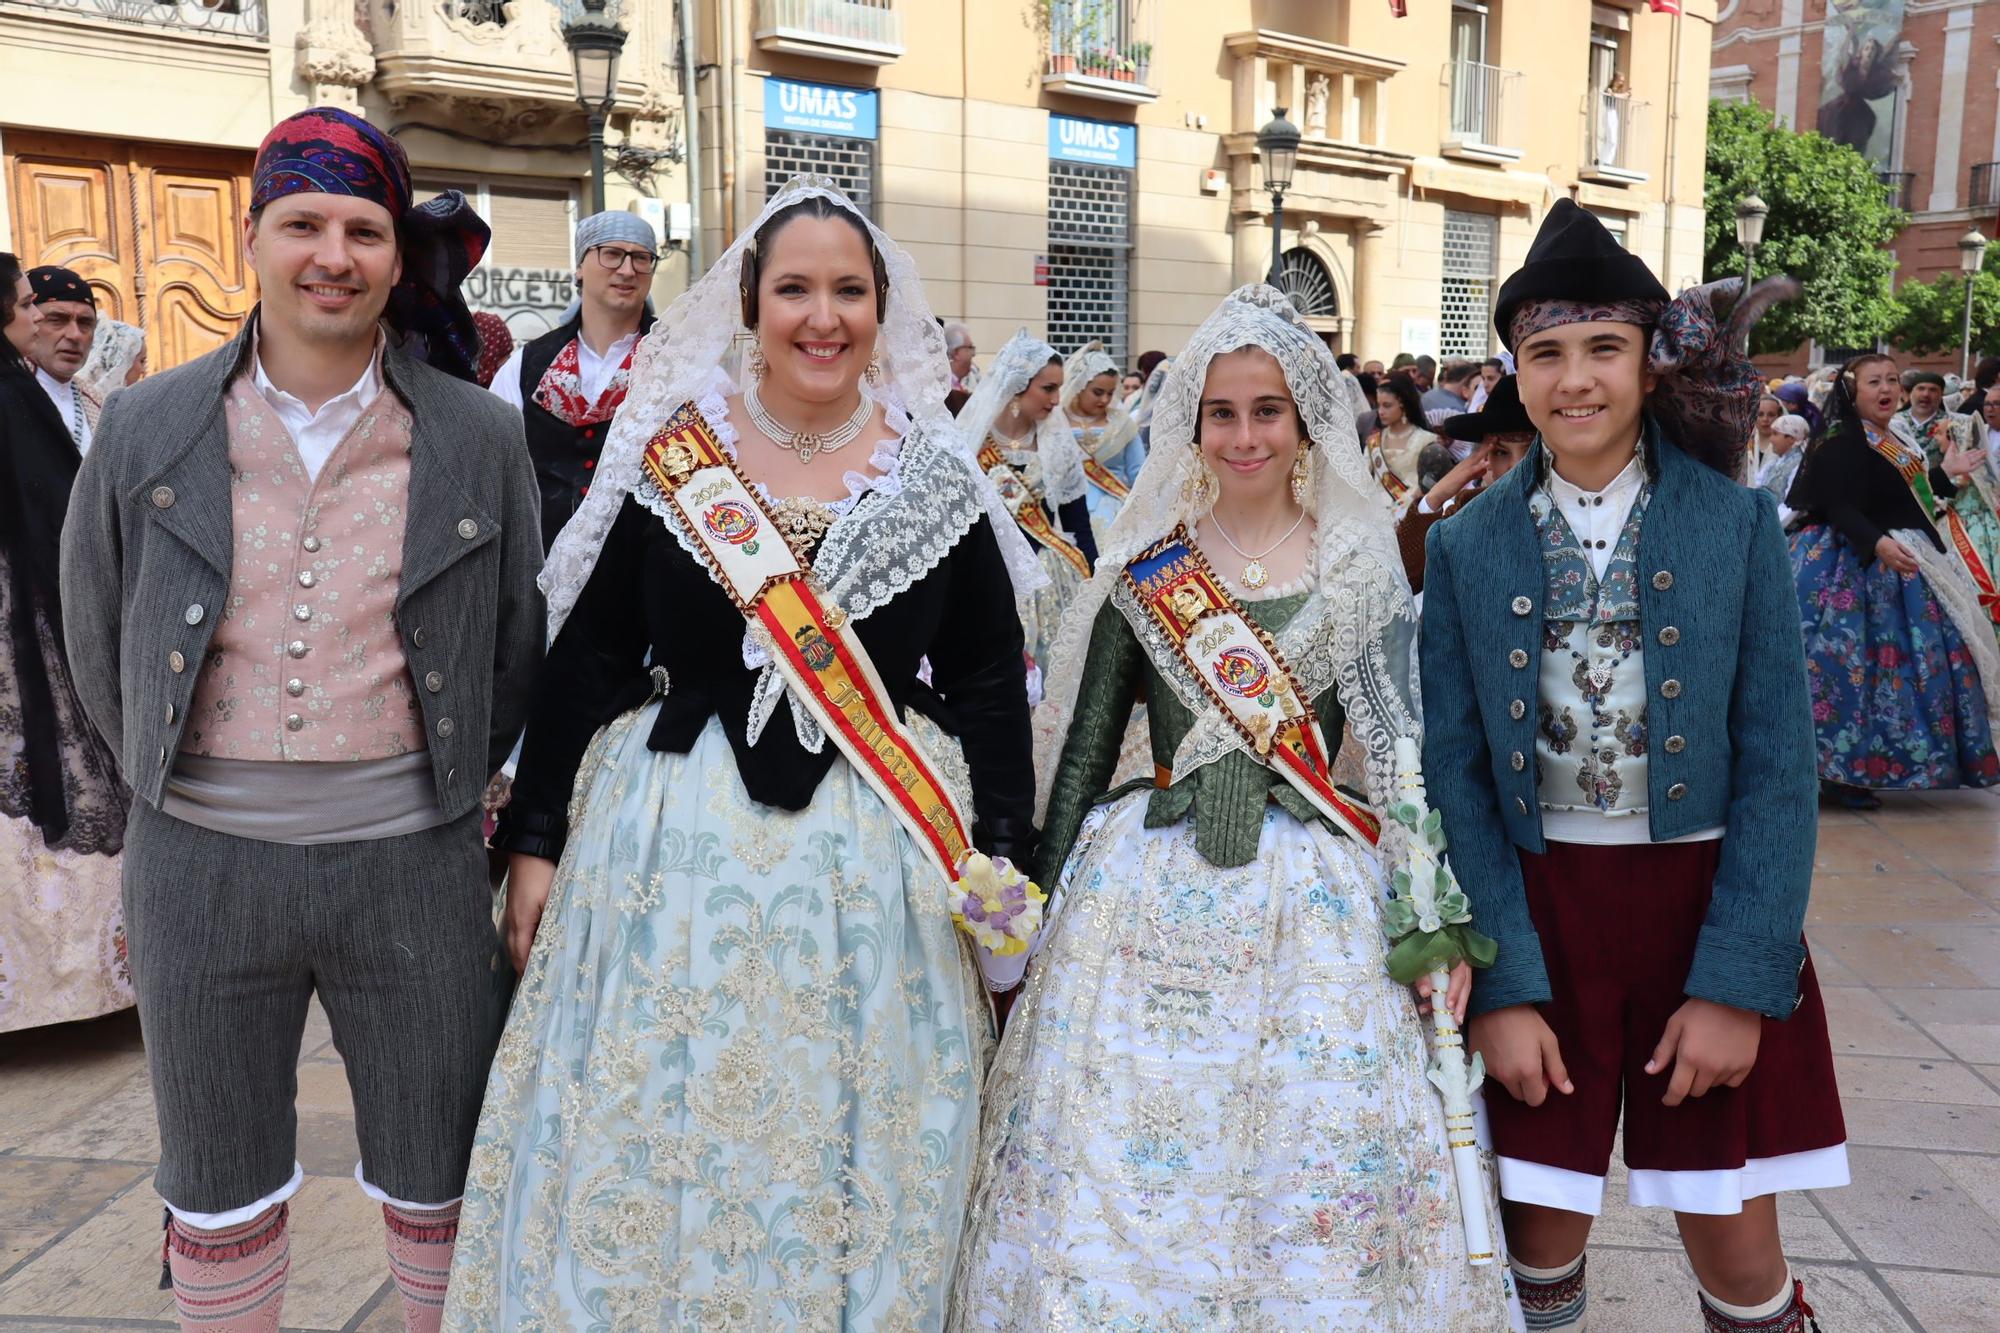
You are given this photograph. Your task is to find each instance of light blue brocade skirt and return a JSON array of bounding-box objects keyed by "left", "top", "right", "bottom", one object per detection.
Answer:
[{"left": 443, "top": 706, "right": 990, "bottom": 1331}]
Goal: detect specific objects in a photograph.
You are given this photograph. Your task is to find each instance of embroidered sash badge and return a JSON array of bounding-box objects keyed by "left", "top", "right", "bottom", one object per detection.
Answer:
[
  {"left": 1124, "top": 527, "right": 1382, "bottom": 847},
  {"left": 978, "top": 439, "right": 1093, "bottom": 577}
]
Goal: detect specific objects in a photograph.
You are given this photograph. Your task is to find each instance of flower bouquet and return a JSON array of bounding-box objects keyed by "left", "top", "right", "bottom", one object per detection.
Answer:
[
  {"left": 1384, "top": 737, "right": 1501, "bottom": 1268},
  {"left": 952, "top": 851, "right": 1048, "bottom": 991}
]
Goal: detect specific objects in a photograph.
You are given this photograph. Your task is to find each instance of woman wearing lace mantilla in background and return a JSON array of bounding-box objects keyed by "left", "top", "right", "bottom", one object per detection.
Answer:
[
  {"left": 1061, "top": 340, "right": 1145, "bottom": 532},
  {"left": 442, "top": 176, "right": 1043, "bottom": 1330},
  {"left": 958, "top": 330, "right": 1095, "bottom": 700},
  {"left": 951, "top": 286, "right": 1516, "bottom": 1331}
]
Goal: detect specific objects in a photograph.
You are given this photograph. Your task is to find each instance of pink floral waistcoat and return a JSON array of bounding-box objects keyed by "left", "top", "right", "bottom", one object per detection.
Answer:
[{"left": 181, "top": 374, "right": 426, "bottom": 761}]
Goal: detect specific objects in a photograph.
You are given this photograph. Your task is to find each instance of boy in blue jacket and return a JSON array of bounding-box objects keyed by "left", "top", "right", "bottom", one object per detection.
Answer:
[{"left": 1421, "top": 201, "right": 1846, "bottom": 1333}]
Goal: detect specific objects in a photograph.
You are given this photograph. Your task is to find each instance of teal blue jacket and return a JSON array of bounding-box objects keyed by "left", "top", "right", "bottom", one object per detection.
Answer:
[{"left": 1419, "top": 421, "right": 1817, "bottom": 1020}]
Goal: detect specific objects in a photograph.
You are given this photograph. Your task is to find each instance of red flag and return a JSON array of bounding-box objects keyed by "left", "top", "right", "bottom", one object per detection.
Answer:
[
  {"left": 1649, "top": 0, "right": 1682, "bottom": 12},
  {"left": 1389, "top": 0, "right": 1408, "bottom": 15}
]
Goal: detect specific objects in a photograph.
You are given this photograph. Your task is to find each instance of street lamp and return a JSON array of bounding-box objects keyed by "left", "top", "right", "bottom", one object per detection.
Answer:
[
  {"left": 1257, "top": 107, "right": 1301, "bottom": 290},
  {"left": 1959, "top": 226, "right": 1990, "bottom": 381},
  {"left": 560, "top": 0, "right": 628, "bottom": 213},
  {"left": 1734, "top": 189, "right": 1768, "bottom": 293}
]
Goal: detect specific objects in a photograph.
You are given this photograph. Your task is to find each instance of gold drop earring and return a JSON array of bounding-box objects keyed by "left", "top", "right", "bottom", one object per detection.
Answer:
[
  {"left": 1182, "top": 442, "right": 1220, "bottom": 511},
  {"left": 747, "top": 342, "right": 768, "bottom": 382},
  {"left": 1291, "top": 443, "right": 1312, "bottom": 506}
]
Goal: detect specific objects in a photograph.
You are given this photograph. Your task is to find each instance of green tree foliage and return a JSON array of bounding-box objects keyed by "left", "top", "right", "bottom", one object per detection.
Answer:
[
  {"left": 1885, "top": 246, "right": 2000, "bottom": 360},
  {"left": 1704, "top": 100, "right": 1903, "bottom": 355}
]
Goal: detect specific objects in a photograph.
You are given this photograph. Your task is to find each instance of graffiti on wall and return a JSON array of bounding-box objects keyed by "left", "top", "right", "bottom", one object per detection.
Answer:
[{"left": 462, "top": 266, "right": 575, "bottom": 340}]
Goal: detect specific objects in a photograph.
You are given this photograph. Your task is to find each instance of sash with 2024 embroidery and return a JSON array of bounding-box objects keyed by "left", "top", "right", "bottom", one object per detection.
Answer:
[
  {"left": 641, "top": 404, "right": 974, "bottom": 882},
  {"left": 1124, "top": 527, "right": 1382, "bottom": 847},
  {"left": 977, "top": 439, "right": 1094, "bottom": 577}
]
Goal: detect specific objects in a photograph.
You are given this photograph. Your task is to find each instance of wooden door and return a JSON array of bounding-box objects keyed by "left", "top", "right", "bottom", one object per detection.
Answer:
[{"left": 6, "top": 131, "right": 256, "bottom": 372}]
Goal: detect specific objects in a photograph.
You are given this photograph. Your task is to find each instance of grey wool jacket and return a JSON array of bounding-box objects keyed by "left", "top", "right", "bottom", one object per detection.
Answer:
[
  {"left": 1420, "top": 421, "right": 1819, "bottom": 1022},
  {"left": 59, "top": 315, "right": 546, "bottom": 819}
]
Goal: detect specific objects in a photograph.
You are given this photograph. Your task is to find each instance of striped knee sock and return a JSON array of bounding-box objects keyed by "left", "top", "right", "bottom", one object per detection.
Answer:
[
  {"left": 383, "top": 1201, "right": 460, "bottom": 1333},
  {"left": 1512, "top": 1252, "right": 1587, "bottom": 1332},
  {"left": 165, "top": 1204, "right": 290, "bottom": 1332},
  {"left": 1699, "top": 1272, "right": 1823, "bottom": 1333}
]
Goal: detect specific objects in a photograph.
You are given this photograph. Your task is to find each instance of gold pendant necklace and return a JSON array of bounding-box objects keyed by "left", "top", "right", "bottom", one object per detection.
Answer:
[{"left": 1208, "top": 508, "right": 1307, "bottom": 590}]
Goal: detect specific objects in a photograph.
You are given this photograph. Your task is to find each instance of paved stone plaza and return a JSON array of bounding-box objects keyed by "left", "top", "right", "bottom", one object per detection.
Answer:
[{"left": 1, "top": 789, "right": 1996, "bottom": 1331}]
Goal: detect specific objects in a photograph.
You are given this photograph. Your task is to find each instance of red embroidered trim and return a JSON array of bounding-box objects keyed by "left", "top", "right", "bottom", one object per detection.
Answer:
[
  {"left": 1517, "top": 1258, "right": 1587, "bottom": 1311},
  {"left": 383, "top": 1202, "right": 462, "bottom": 1244},
  {"left": 531, "top": 336, "right": 635, "bottom": 427},
  {"left": 1699, "top": 1279, "right": 1815, "bottom": 1333},
  {"left": 166, "top": 1203, "right": 289, "bottom": 1261}
]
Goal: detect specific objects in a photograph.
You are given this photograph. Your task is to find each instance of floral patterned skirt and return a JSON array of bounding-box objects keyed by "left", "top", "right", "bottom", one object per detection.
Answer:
[
  {"left": 951, "top": 796, "right": 1517, "bottom": 1332},
  {"left": 1790, "top": 522, "right": 2000, "bottom": 790},
  {"left": 442, "top": 708, "right": 991, "bottom": 1332},
  {"left": 0, "top": 812, "right": 131, "bottom": 1033}
]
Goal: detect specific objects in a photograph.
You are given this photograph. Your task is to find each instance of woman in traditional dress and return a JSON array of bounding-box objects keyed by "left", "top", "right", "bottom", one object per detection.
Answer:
[
  {"left": 0, "top": 251, "right": 134, "bottom": 1033},
  {"left": 1367, "top": 371, "right": 1436, "bottom": 512},
  {"left": 1891, "top": 371, "right": 2000, "bottom": 648},
  {"left": 952, "top": 285, "right": 1516, "bottom": 1331},
  {"left": 1787, "top": 353, "right": 2000, "bottom": 808},
  {"left": 958, "top": 331, "right": 1095, "bottom": 697},
  {"left": 443, "top": 177, "right": 1042, "bottom": 1329},
  {"left": 1062, "top": 342, "right": 1146, "bottom": 531}
]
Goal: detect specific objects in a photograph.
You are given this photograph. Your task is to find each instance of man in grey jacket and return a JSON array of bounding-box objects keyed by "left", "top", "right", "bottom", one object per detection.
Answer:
[{"left": 59, "top": 107, "right": 543, "bottom": 1332}]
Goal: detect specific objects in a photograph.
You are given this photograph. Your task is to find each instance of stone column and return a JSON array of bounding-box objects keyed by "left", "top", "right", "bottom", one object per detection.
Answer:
[
  {"left": 1351, "top": 220, "right": 1391, "bottom": 359},
  {"left": 296, "top": 0, "right": 375, "bottom": 111}
]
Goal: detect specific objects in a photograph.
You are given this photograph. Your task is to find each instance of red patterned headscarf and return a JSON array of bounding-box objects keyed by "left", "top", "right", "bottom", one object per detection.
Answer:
[
  {"left": 251, "top": 107, "right": 491, "bottom": 382},
  {"left": 471, "top": 311, "right": 515, "bottom": 389}
]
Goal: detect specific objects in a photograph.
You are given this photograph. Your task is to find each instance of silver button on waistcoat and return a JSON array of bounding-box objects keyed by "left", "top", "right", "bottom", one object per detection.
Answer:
[
  {"left": 1661, "top": 678, "right": 1682, "bottom": 699},
  {"left": 169, "top": 651, "right": 186, "bottom": 673},
  {"left": 285, "top": 714, "right": 304, "bottom": 732},
  {"left": 457, "top": 518, "right": 478, "bottom": 540},
  {"left": 1664, "top": 734, "right": 1686, "bottom": 754},
  {"left": 286, "top": 679, "right": 305, "bottom": 697},
  {"left": 1652, "top": 570, "right": 1674, "bottom": 591},
  {"left": 1511, "top": 595, "right": 1532, "bottom": 616},
  {"left": 293, "top": 604, "right": 311, "bottom": 623},
  {"left": 1510, "top": 698, "right": 1526, "bottom": 720},
  {"left": 184, "top": 604, "right": 204, "bottom": 626},
  {"left": 1509, "top": 648, "right": 1529, "bottom": 668},
  {"left": 302, "top": 535, "right": 321, "bottom": 553},
  {"left": 297, "top": 570, "right": 316, "bottom": 589},
  {"left": 1510, "top": 751, "right": 1526, "bottom": 771},
  {"left": 165, "top": 703, "right": 175, "bottom": 724},
  {"left": 1667, "top": 782, "right": 1688, "bottom": 800},
  {"left": 411, "top": 627, "right": 427, "bottom": 649},
  {"left": 424, "top": 671, "right": 443, "bottom": 693},
  {"left": 151, "top": 486, "right": 175, "bottom": 509},
  {"left": 436, "top": 717, "right": 455, "bottom": 738},
  {"left": 1658, "top": 626, "right": 1681, "bottom": 646},
  {"left": 288, "top": 640, "right": 308, "bottom": 659}
]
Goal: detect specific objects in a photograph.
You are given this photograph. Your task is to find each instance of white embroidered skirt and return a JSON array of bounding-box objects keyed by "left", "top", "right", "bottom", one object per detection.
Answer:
[
  {"left": 444, "top": 706, "right": 990, "bottom": 1331},
  {"left": 951, "top": 794, "right": 1516, "bottom": 1332}
]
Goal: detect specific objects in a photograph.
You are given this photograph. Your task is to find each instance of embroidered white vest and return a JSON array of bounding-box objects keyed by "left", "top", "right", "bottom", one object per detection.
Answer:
[{"left": 1532, "top": 481, "right": 1653, "bottom": 822}]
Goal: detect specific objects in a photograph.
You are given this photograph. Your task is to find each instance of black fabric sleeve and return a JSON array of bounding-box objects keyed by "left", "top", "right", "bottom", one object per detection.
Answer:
[
  {"left": 1930, "top": 464, "right": 1960, "bottom": 502},
  {"left": 1807, "top": 437, "right": 1889, "bottom": 559},
  {"left": 925, "top": 517, "right": 1037, "bottom": 868},
  {"left": 492, "top": 497, "right": 654, "bottom": 859},
  {"left": 1057, "top": 495, "right": 1099, "bottom": 567},
  {"left": 1035, "top": 600, "right": 1144, "bottom": 885}
]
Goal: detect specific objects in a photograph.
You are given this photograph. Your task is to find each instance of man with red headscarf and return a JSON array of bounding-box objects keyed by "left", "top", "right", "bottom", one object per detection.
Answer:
[{"left": 60, "top": 106, "right": 545, "bottom": 1332}]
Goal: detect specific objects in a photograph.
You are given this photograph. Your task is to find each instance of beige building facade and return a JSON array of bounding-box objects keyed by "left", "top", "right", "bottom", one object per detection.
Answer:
[
  {"left": 0, "top": 0, "right": 692, "bottom": 371},
  {"left": 691, "top": 0, "right": 1715, "bottom": 367}
]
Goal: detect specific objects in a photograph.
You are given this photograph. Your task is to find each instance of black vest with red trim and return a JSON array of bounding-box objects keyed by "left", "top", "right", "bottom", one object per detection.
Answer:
[{"left": 519, "top": 311, "right": 654, "bottom": 552}]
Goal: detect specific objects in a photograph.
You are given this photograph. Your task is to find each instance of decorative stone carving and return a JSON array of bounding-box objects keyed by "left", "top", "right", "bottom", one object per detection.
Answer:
[
  {"left": 1305, "top": 72, "right": 1331, "bottom": 138},
  {"left": 297, "top": 5, "right": 376, "bottom": 108}
]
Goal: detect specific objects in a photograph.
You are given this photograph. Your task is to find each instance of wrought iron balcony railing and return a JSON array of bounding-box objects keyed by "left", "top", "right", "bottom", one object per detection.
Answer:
[
  {"left": 1442, "top": 58, "right": 1523, "bottom": 162},
  {"left": 1877, "top": 170, "right": 1915, "bottom": 213},
  {"left": 1042, "top": 0, "right": 1158, "bottom": 104},
  {"left": 1971, "top": 162, "right": 2000, "bottom": 212},
  {"left": 6, "top": 0, "right": 266, "bottom": 38},
  {"left": 1582, "top": 90, "right": 1648, "bottom": 182},
  {"left": 754, "top": 0, "right": 903, "bottom": 66}
]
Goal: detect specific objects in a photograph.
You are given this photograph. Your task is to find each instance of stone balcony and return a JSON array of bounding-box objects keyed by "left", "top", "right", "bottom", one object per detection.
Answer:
[
  {"left": 754, "top": 0, "right": 903, "bottom": 67},
  {"left": 1222, "top": 29, "right": 1411, "bottom": 221}
]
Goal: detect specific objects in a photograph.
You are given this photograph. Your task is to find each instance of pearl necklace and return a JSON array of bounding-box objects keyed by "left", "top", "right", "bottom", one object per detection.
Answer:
[
  {"left": 745, "top": 381, "right": 872, "bottom": 463},
  {"left": 1207, "top": 506, "right": 1307, "bottom": 590}
]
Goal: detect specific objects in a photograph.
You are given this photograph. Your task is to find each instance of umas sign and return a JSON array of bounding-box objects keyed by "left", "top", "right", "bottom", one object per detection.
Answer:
[
  {"left": 1048, "top": 115, "right": 1136, "bottom": 169},
  {"left": 765, "top": 78, "right": 879, "bottom": 140}
]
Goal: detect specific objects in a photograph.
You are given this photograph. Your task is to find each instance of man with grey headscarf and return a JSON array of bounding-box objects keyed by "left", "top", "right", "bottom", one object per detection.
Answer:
[{"left": 489, "top": 209, "right": 658, "bottom": 550}]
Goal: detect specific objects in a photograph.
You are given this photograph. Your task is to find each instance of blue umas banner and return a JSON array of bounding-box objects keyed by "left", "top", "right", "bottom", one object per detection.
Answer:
[
  {"left": 1817, "top": 0, "right": 1905, "bottom": 169},
  {"left": 764, "top": 78, "right": 879, "bottom": 140}
]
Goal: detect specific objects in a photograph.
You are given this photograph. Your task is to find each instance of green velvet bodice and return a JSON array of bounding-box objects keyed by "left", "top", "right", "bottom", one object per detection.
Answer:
[{"left": 1036, "top": 591, "right": 1347, "bottom": 881}]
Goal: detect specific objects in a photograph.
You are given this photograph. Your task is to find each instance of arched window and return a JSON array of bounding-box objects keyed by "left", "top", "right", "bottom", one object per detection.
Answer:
[{"left": 1279, "top": 247, "right": 1339, "bottom": 319}]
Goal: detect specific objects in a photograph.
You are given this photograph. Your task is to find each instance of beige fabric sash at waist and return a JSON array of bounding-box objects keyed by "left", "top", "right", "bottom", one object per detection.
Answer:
[{"left": 161, "top": 751, "right": 448, "bottom": 845}]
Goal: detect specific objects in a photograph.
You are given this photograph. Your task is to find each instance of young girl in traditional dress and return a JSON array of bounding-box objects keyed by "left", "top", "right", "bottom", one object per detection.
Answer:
[
  {"left": 1060, "top": 342, "right": 1145, "bottom": 532},
  {"left": 1788, "top": 353, "right": 2000, "bottom": 806},
  {"left": 1367, "top": 372, "right": 1436, "bottom": 513},
  {"left": 952, "top": 285, "right": 1516, "bottom": 1330},
  {"left": 443, "top": 177, "right": 1042, "bottom": 1329},
  {"left": 958, "top": 331, "right": 1095, "bottom": 697}
]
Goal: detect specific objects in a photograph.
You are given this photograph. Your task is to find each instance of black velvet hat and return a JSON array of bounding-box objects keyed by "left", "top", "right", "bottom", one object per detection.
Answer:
[
  {"left": 1492, "top": 200, "right": 1669, "bottom": 351},
  {"left": 26, "top": 265, "right": 94, "bottom": 307},
  {"left": 1438, "top": 374, "right": 1533, "bottom": 441}
]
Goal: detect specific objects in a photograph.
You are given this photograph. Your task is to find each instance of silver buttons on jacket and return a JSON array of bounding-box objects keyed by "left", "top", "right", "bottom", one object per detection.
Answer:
[
  {"left": 457, "top": 518, "right": 478, "bottom": 540},
  {"left": 302, "top": 535, "right": 321, "bottom": 553},
  {"left": 1510, "top": 699, "right": 1526, "bottom": 720},
  {"left": 412, "top": 627, "right": 427, "bottom": 648},
  {"left": 297, "top": 570, "right": 316, "bottom": 589},
  {"left": 1510, "top": 751, "right": 1526, "bottom": 772},
  {"left": 285, "top": 714, "right": 304, "bottom": 732},
  {"left": 424, "top": 671, "right": 443, "bottom": 693},
  {"left": 1658, "top": 626, "right": 1681, "bottom": 646},
  {"left": 293, "top": 604, "right": 311, "bottom": 623},
  {"left": 1515, "top": 796, "right": 1529, "bottom": 814},
  {"left": 1664, "top": 734, "right": 1686, "bottom": 754},
  {"left": 169, "top": 651, "right": 186, "bottom": 673},
  {"left": 286, "top": 679, "right": 305, "bottom": 697},
  {"left": 1652, "top": 570, "right": 1674, "bottom": 591},
  {"left": 1667, "top": 782, "right": 1688, "bottom": 801},
  {"left": 1511, "top": 596, "right": 1532, "bottom": 616},
  {"left": 1509, "top": 649, "right": 1529, "bottom": 668},
  {"left": 288, "top": 640, "right": 308, "bottom": 659},
  {"left": 151, "top": 486, "right": 175, "bottom": 509},
  {"left": 1661, "top": 678, "right": 1682, "bottom": 699},
  {"left": 184, "top": 604, "right": 204, "bottom": 626},
  {"left": 436, "top": 717, "right": 456, "bottom": 738},
  {"left": 165, "top": 703, "right": 176, "bottom": 724}
]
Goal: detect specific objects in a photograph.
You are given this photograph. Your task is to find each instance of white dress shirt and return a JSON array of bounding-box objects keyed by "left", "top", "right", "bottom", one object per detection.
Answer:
[
  {"left": 1544, "top": 448, "right": 1646, "bottom": 580},
  {"left": 36, "top": 366, "right": 92, "bottom": 455},
  {"left": 487, "top": 329, "right": 641, "bottom": 411},
  {"left": 251, "top": 333, "right": 385, "bottom": 483}
]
